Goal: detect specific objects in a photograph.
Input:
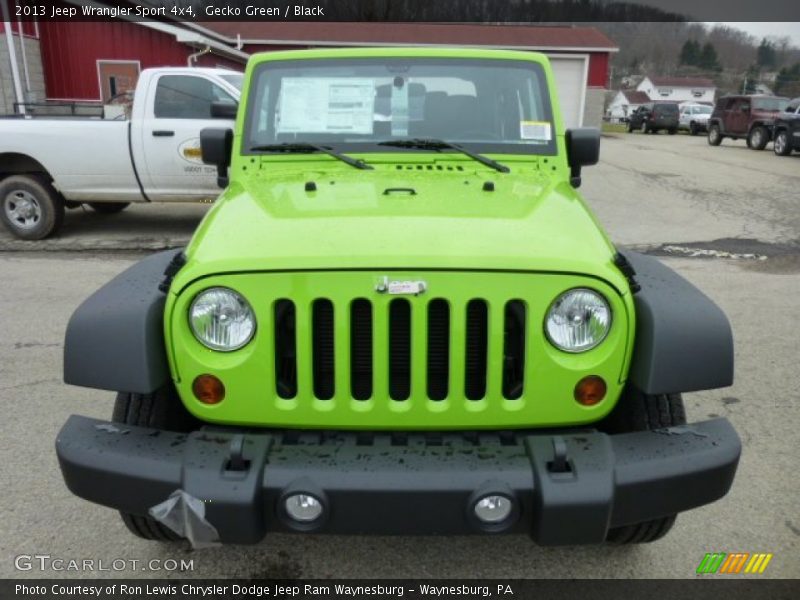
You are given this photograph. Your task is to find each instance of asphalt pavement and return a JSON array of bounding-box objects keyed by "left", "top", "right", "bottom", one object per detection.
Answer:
[{"left": 1, "top": 132, "right": 798, "bottom": 579}]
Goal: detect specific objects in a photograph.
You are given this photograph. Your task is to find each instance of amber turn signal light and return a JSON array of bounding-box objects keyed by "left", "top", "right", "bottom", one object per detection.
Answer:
[
  {"left": 574, "top": 375, "right": 606, "bottom": 406},
  {"left": 192, "top": 374, "right": 225, "bottom": 404}
]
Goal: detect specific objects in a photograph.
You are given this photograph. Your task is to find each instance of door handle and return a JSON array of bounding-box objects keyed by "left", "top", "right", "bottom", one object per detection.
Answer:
[{"left": 152, "top": 130, "right": 174, "bottom": 137}]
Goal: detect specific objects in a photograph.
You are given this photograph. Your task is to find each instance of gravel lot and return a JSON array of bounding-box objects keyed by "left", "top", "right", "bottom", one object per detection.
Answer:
[{"left": 1, "top": 132, "right": 798, "bottom": 579}]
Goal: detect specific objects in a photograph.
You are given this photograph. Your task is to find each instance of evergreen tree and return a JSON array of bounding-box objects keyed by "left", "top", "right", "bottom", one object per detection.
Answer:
[
  {"left": 774, "top": 63, "right": 800, "bottom": 96},
  {"left": 679, "top": 40, "right": 700, "bottom": 66},
  {"left": 698, "top": 43, "right": 721, "bottom": 72},
  {"left": 757, "top": 39, "right": 777, "bottom": 69}
]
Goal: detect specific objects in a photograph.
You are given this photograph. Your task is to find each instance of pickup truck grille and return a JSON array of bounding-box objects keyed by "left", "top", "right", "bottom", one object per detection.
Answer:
[{"left": 272, "top": 296, "right": 527, "bottom": 403}]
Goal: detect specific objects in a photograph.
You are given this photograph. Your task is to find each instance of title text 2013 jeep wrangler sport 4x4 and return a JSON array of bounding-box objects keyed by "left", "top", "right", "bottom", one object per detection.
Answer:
[{"left": 56, "top": 49, "right": 740, "bottom": 547}]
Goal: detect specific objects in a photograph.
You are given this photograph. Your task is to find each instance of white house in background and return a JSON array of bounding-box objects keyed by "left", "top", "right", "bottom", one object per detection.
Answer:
[
  {"left": 606, "top": 90, "right": 650, "bottom": 121},
  {"left": 636, "top": 76, "right": 716, "bottom": 104}
]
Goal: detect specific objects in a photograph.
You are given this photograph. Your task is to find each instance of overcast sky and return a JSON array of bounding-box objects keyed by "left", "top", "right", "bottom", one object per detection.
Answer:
[{"left": 710, "top": 22, "right": 800, "bottom": 46}]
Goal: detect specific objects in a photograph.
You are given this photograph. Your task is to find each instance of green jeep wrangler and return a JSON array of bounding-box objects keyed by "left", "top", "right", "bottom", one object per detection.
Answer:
[{"left": 57, "top": 48, "right": 740, "bottom": 547}]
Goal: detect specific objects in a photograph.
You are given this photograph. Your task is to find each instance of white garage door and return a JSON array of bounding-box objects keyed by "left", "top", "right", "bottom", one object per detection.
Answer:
[{"left": 547, "top": 55, "right": 588, "bottom": 129}]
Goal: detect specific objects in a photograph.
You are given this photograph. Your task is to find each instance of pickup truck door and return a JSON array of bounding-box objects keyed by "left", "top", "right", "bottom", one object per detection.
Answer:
[{"left": 133, "top": 73, "right": 237, "bottom": 201}]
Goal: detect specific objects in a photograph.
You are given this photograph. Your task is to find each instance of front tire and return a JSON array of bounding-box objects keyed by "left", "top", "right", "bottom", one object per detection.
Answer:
[
  {"left": 773, "top": 130, "right": 792, "bottom": 156},
  {"left": 88, "top": 202, "right": 130, "bottom": 214},
  {"left": 0, "top": 174, "right": 65, "bottom": 240},
  {"left": 112, "top": 385, "right": 200, "bottom": 542},
  {"left": 600, "top": 388, "right": 686, "bottom": 544},
  {"left": 747, "top": 126, "right": 768, "bottom": 150},
  {"left": 708, "top": 124, "right": 723, "bottom": 146}
]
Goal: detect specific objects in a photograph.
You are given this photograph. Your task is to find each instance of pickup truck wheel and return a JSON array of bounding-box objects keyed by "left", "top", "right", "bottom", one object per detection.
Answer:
[
  {"left": 707, "top": 124, "right": 723, "bottom": 146},
  {"left": 0, "top": 175, "right": 64, "bottom": 240},
  {"left": 773, "top": 130, "right": 792, "bottom": 156},
  {"left": 600, "top": 388, "right": 686, "bottom": 544},
  {"left": 747, "top": 126, "right": 768, "bottom": 150},
  {"left": 88, "top": 202, "right": 130, "bottom": 214},
  {"left": 112, "top": 385, "right": 201, "bottom": 542}
]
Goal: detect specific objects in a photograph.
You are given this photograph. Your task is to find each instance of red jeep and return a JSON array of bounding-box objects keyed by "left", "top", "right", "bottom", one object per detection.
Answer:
[{"left": 707, "top": 95, "right": 789, "bottom": 150}]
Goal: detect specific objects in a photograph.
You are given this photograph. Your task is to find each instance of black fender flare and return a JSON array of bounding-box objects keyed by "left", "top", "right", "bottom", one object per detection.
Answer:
[
  {"left": 619, "top": 251, "right": 734, "bottom": 395},
  {"left": 63, "top": 249, "right": 183, "bottom": 394}
]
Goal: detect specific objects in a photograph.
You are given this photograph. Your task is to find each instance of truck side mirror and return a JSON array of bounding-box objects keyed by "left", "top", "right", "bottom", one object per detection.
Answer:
[
  {"left": 211, "top": 100, "right": 238, "bottom": 119},
  {"left": 201, "top": 127, "right": 233, "bottom": 188},
  {"left": 565, "top": 127, "right": 600, "bottom": 188}
]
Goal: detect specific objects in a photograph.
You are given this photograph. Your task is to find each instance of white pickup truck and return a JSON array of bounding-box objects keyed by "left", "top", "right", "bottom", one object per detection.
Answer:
[{"left": 0, "top": 67, "right": 241, "bottom": 239}]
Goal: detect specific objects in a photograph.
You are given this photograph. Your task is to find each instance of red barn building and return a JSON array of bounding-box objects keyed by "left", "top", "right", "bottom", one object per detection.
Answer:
[
  {"left": 0, "top": 0, "right": 247, "bottom": 114},
  {"left": 2, "top": 2, "right": 617, "bottom": 127}
]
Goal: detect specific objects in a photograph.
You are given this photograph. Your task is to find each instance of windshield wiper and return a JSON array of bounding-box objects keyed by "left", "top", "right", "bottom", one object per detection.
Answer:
[
  {"left": 378, "top": 138, "right": 509, "bottom": 173},
  {"left": 249, "top": 142, "right": 373, "bottom": 170}
]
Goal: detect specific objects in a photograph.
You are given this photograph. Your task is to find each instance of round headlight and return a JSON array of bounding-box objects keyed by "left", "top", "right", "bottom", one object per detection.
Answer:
[
  {"left": 545, "top": 288, "right": 611, "bottom": 353},
  {"left": 189, "top": 287, "right": 256, "bottom": 351}
]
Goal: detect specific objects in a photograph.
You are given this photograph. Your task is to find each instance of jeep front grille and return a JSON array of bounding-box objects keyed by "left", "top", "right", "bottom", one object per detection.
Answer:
[
  {"left": 174, "top": 271, "right": 629, "bottom": 429},
  {"left": 272, "top": 297, "right": 527, "bottom": 402}
]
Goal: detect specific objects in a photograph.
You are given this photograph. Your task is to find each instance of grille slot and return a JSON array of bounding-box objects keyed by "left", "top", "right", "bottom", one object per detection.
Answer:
[
  {"left": 464, "top": 299, "right": 488, "bottom": 400},
  {"left": 274, "top": 299, "right": 297, "bottom": 399},
  {"left": 427, "top": 299, "right": 450, "bottom": 400},
  {"left": 274, "top": 294, "right": 527, "bottom": 405},
  {"left": 312, "top": 299, "right": 335, "bottom": 400},
  {"left": 350, "top": 299, "right": 373, "bottom": 400},
  {"left": 502, "top": 300, "right": 526, "bottom": 400},
  {"left": 388, "top": 299, "right": 411, "bottom": 400}
]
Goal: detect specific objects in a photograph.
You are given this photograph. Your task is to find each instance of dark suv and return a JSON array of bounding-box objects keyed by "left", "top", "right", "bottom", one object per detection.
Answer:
[
  {"left": 772, "top": 97, "right": 800, "bottom": 156},
  {"left": 707, "top": 95, "right": 790, "bottom": 150},
  {"left": 627, "top": 102, "right": 679, "bottom": 134}
]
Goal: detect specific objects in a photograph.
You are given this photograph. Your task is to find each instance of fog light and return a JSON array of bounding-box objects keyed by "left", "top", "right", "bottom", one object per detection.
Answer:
[
  {"left": 284, "top": 494, "right": 323, "bottom": 523},
  {"left": 574, "top": 375, "right": 606, "bottom": 406},
  {"left": 473, "top": 495, "right": 513, "bottom": 524},
  {"left": 192, "top": 374, "right": 225, "bottom": 404}
]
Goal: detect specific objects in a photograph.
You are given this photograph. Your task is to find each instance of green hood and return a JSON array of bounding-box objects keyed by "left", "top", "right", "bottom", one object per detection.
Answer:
[{"left": 176, "top": 160, "right": 626, "bottom": 294}]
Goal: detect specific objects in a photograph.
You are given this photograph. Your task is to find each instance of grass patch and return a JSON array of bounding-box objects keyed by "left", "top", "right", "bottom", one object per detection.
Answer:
[{"left": 601, "top": 122, "right": 628, "bottom": 134}]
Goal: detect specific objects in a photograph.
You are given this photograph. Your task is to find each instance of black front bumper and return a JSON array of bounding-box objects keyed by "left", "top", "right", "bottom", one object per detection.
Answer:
[{"left": 56, "top": 415, "right": 740, "bottom": 545}]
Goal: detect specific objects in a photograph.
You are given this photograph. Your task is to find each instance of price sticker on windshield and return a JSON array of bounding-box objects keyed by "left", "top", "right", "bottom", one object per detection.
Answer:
[
  {"left": 278, "top": 78, "right": 375, "bottom": 135},
  {"left": 520, "top": 120, "right": 552, "bottom": 142}
]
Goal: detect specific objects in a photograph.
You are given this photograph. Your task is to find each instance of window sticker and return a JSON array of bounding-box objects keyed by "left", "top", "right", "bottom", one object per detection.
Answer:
[
  {"left": 520, "top": 120, "right": 552, "bottom": 142},
  {"left": 277, "top": 78, "right": 375, "bottom": 134}
]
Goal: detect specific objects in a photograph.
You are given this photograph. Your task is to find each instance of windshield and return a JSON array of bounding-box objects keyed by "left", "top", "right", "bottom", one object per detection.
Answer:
[
  {"left": 752, "top": 97, "right": 789, "bottom": 111},
  {"left": 243, "top": 58, "right": 556, "bottom": 155},
  {"left": 695, "top": 105, "right": 712, "bottom": 114},
  {"left": 220, "top": 73, "right": 244, "bottom": 91}
]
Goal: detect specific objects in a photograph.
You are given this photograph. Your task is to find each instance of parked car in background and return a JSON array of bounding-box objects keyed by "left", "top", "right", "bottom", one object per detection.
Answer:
[
  {"left": 707, "top": 94, "right": 790, "bottom": 150},
  {"left": 0, "top": 67, "right": 241, "bottom": 240},
  {"left": 679, "top": 103, "right": 712, "bottom": 135},
  {"left": 772, "top": 97, "right": 800, "bottom": 156},
  {"left": 627, "top": 102, "right": 679, "bottom": 134}
]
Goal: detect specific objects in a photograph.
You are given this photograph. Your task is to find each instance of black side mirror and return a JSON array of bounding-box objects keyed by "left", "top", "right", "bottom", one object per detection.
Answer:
[
  {"left": 210, "top": 100, "right": 238, "bottom": 119},
  {"left": 201, "top": 127, "right": 233, "bottom": 188},
  {"left": 565, "top": 127, "right": 600, "bottom": 188}
]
